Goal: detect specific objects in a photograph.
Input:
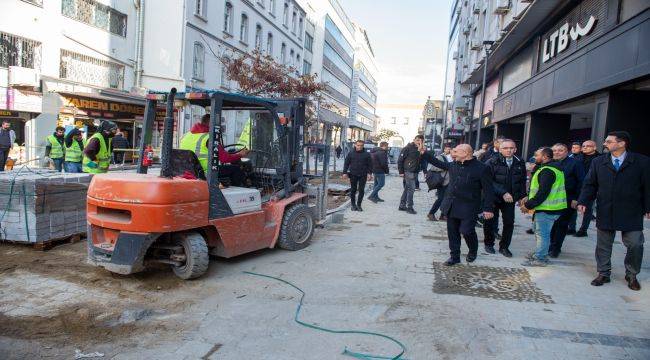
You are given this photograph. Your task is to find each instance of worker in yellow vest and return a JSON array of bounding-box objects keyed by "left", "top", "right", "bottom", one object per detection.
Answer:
[
  {"left": 44, "top": 126, "right": 66, "bottom": 172},
  {"left": 179, "top": 114, "right": 249, "bottom": 184},
  {"left": 83, "top": 121, "right": 117, "bottom": 174},
  {"left": 64, "top": 128, "right": 84, "bottom": 173}
]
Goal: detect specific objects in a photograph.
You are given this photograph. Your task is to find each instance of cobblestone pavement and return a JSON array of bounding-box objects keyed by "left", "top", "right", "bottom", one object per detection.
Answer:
[{"left": 1, "top": 170, "right": 649, "bottom": 359}]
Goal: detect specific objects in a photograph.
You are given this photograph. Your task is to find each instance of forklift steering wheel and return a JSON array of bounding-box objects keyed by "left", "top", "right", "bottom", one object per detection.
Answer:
[{"left": 223, "top": 143, "right": 247, "bottom": 153}]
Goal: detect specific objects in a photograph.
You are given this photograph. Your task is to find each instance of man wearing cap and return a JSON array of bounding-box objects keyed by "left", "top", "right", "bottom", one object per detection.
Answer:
[{"left": 83, "top": 121, "right": 117, "bottom": 174}]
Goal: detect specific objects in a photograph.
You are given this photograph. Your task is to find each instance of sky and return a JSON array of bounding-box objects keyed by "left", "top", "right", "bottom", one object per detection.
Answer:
[{"left": 339, "top": 0, "right": 451, "bottom": 106}]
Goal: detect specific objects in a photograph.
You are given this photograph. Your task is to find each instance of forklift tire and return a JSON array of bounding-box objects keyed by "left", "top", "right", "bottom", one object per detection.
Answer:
[
  {"left": 172, "top": 232, "right": 209, "bottom": 280},
  {"left": 277, "top": 204, "right": 315, "bottom": 251}
]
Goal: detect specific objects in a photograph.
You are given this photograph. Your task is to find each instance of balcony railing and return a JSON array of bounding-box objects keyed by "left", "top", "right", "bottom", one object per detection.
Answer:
[
  {"left": 0, "top": 32, "right": 41, "bottom": 70},
  {"left": 59, "top": 49, "right": 124, "bottom": 89}
]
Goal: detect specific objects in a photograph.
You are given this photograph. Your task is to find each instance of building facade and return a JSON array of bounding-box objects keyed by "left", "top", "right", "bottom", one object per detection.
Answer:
[
  {"left": 375, "top": 103, "right": 423, "bottom": 148},
  {"left": 1, "top": 0, "right": 146, "bottom": 163},
  {"left": 446, "top": 0, "right": 650, "bottom": 157},
  {"left": 419, "top": 97, "right": 444, "bottom": 150}
]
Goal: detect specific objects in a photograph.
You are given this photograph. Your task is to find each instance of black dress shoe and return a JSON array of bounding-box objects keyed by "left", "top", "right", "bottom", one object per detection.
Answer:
[
  {"left": 368, "top": 197, "right": 378, "bottom": 203},
  {"left": 499, "top": 248, "right": 513, "bottom": 258},
  {"left": 548, "top": 251, "right": 560, "bottom": 259},
  {"left": 590, "top": 275, "right": 611, "bottom": 286},
  {"left": 526, "top": 228, "right": 534, "bottom": 234},
  {"left": 357, "top": 205, "right": 364, "bottom": 212},
  {"left": 376, "top": 198, "right": 385, "bottom": 202},
  {"left": 625, "top": 274, "right": 641, "bottom": 291},
  {"left": 484, "top": 245, "right": 496, "bottom": 254},
  {"left": 444, "top": 258, "right": 460, "bottom": 266},
  {"left": 574, "top": 230, "right": 588, "bottom": 237},
  {"left": 406, "top": 208, "right": 417, "bottom": 215},
  {"left": 398, "top": 206, "right": 407, "bottom": 211},
  {"left": 466, "top": 252, "right": 477, "bottom": 263}
]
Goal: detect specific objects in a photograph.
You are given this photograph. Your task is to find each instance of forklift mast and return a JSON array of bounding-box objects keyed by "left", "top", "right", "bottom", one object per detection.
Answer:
[{"left": 137, "top": 89, "right": 308, "bottom": 220}]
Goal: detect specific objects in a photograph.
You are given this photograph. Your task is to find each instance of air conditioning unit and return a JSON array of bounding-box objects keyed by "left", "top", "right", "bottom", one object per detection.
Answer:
[
  {"left": 472, "top": 3, "right": 481, "bottom": 14},
  {"left": 462, "top": 24, "right": 471, "bottom": 35},
  {"left": 470, "top": 39, "right": 482, "bottom": 51},
  {"left": 452, "top": 51, "right": 458, "bottom": 60},
  {"left": 456, "top": 8, "right": 461, "bottom": 16},
  {"left": 494, "top": 0, "right": 511, "bottom": 14},
  {"left": 8, "top": 66, "right": 39, "bottom": 87}
]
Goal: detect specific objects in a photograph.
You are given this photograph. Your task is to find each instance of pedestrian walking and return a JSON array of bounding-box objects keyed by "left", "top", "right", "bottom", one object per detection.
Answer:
[
  {"left": 481, "top": 137, "right": 504, "bottom": 163},
  {"left": 367, "top": 141, "right": 389, "bottom": 203},
  {"left": 568, "top": 140, "right": 600, "bottom": 237},
  {"left": 483, "top": 139, "right": 527, "bottom": 257},
  {"left": 111, "top": 129, "right": 130, "bottom": 164},
  {"left": 343, "top": 140, "right": 372, "bottom": 212},
  {"left": 520, "top": 147, "right": 567, "bottom": 267},
  {"left": 0, "top": 120, "right": 16, "bottom": 171},
  {"left": 548, "top": 143, "right": 585, "bottom": 257},
  {"left": 426, "top": 144, "right": 453, "bottom": 221},
  {"left": 397, "top": 135, "right": 424, "bottom": 214},
  {"left": 420, "top": 144, "right": 495, "bottom": 266},
  {"left": 64, "top": 128, "right": 84, "bottom": 173},
  {"left": 578, "top": 131, "right": 650, "bottom": 291},
  {"left": 336, "top": 145, "right": 342, "bottom": 159},
  {"left": 45, "top": 126, "right": 66, "bottom": 172}
]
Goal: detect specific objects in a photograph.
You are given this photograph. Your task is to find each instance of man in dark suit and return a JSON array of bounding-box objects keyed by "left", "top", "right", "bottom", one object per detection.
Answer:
[
  {"left": 483, "top": 139, "right": 527, "bottom": 257},
  {"left": 578, "top": 131, "right": 650, "bottom": 291},
  {"left": 548, "top": 143, "right": 585, "bottom": 258},
  {"left": 421, "top": 144, "right": 495, "bottom": 266},
  {"left": 569, "top": 140, "right": 600, "bottom": 237}
]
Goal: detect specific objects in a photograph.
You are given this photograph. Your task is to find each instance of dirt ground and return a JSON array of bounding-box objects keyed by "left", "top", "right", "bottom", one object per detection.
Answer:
[{"left": 0, "top": 241, "right": 214, "bottom": 359}]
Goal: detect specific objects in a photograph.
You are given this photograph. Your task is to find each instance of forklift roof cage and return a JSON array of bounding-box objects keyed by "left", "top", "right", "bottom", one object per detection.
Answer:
[{"left": 137, "top": 88, "right": 308, "bottom": 220}]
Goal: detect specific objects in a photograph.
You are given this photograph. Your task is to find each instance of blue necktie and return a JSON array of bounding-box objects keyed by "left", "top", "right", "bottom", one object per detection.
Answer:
[{"left": 614, "top": 158, "right": 621, "bottom": 171}]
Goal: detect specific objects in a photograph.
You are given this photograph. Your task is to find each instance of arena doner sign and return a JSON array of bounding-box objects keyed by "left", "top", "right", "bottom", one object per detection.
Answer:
[{"left": 62, "top": 95, "right": 145, "bottom": 118}]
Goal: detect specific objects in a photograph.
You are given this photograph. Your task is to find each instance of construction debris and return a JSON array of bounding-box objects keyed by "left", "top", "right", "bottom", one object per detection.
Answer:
[{"left": 0, "top": 168, "right": 91, "bottom": 244}]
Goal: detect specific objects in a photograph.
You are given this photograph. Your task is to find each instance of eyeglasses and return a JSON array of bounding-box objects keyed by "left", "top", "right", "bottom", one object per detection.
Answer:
[{"left": 603, "top": 140, "right": 621, "bottom": 144}]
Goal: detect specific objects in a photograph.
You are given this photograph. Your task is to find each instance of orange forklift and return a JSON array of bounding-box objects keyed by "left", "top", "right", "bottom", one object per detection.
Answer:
[{"left": 86, "top": 89, "right": 327, "bottom": 279}]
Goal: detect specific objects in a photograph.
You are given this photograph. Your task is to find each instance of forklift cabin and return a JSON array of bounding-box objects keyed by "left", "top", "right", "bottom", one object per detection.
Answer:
[{"left": 86, "top": 89, "right": 319, "bottom": 279}]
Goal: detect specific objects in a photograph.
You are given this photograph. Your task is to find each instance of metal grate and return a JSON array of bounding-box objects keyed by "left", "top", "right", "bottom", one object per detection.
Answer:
[
  {"left": 432, "top": 262, "right": 554, "bottom": 303},
  {"left": 59, "top": 49, "right": 124, "bottom": 89},
  {"left": 61, "top": 0, "right": 127, "bottom": 37},
  {"left": 0, "top": 32, "right": 41, "bottom": 69}
]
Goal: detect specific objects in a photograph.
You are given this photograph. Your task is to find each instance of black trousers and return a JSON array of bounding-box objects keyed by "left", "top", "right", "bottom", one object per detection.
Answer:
[
  {"left": 447, "top": 216, "right": 479, "bottom": 260},
  {"left": 349, "top": 175, "right": 367, "bottom": 206},
  {"left": 429, "top": 185, "right": 447, "bottom": 215},
  {"left": 483, "top": 201, "right": 515, "bottom": 249},
  {"left": 549, "top": 207, "right": 575, "bottom": 254},
  {"left": 0, "top": 147, "right": 8, "bottom": 171}
]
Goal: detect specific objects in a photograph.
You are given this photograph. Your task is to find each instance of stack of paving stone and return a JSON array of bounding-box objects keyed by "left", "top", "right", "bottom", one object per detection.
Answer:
[{"left": 0, "top": 169, "right": 91, "bottom": 244}]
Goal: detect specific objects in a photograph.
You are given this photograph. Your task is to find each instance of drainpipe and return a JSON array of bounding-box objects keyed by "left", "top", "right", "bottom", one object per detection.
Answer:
[{"left": 134, "top": 0, "right": 145, "bottom": 87}]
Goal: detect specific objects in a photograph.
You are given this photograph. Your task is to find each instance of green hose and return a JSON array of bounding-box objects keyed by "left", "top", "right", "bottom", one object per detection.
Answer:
[{"left": 243, "top": 271, "right": 407, "bottom": 360}]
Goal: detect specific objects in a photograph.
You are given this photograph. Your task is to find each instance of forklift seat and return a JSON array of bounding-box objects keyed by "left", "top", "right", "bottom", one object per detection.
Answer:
[{"left": 170, "top": 149, "right": 206, "bottom": 179}]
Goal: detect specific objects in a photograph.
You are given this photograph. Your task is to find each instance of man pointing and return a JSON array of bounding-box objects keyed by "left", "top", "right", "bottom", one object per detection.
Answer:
[{"left": 421, "top": 144, "right": 495, "bottom": 266}]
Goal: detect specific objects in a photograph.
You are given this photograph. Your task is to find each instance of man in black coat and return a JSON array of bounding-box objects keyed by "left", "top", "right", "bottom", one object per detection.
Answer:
[
  {"left": 421, "top": 144, "right": 495, "bottom": 266},
  {"left": 578, "top": 131, "right": 650, "bottom": 291},
  {"left": 569, "top": 140, "right": 600, "bottom": 236},
  {"left": 548, "top": 143, "right": 585, "bottom": 258},
  {"left": 343, "top": 140, "right": 372, "bottom": 211},
  {"left": 368, "top": 141, "right": 389, "bottom": 203},
  {"left": 398, "top": 135, "right": 424, "bottom": 214},
  {"left": 483, "top": 139, "right": 527, "bottom": 257}
]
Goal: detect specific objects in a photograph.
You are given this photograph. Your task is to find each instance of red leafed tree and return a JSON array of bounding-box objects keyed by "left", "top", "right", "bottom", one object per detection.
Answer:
[{"left": 220, "top": 50, "right": 329, "bottom": 127}]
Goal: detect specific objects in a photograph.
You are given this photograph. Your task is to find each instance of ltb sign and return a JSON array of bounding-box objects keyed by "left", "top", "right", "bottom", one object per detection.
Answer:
[{"left": 542, "top": 15, "right": 597, "bottom": 63}]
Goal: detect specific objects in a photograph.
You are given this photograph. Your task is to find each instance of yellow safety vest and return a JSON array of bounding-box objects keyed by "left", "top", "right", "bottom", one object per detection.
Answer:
[
  {"left": 529, "top": 166, "right": 568, "bottom": 211},
  {"left": 65, "top": 140, "right": 83, "bottom": 163},
  {"left": 180, "top": 132, "right": 209, "bottom": 173},
  {"left": 83, "top": 133, "right": 112, "bottom": 174},
  {"left": 47, "top": 135, "right": 65, "bottom": 159}
]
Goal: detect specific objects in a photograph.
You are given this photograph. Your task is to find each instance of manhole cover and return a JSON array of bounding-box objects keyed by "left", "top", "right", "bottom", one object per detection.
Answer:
[{"left": 432, "top": 262, "right": 553, "bottom": 303}]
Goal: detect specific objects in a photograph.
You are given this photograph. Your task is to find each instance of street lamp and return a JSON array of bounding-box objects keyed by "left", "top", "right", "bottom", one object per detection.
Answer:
[
  {"left": 429, "top": 105, "right": 439, "bottom": 150},
  {"left": 475, "top": 40, "right": 495, "bottom": 150}
]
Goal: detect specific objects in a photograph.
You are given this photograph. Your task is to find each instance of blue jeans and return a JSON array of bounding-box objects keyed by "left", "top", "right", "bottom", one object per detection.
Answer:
[
  {"left": 533, "top": 212, "right": 561, "bottom": 261},
  {"left": 52, "top": 158, "right": 64, "bottom": 172},
  {"left": 369, "top": 173, "right": 386, "bottom": 199},
  {"left": 65, "top": 161, "right": 83, "bottom": 173}
]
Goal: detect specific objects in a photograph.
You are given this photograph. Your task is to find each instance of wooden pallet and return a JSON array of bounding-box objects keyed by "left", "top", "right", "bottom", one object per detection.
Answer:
[
  {"left": 1, "top": 234, "right": 86, "bottom": 251},
  {"left": 32, "top": 233, "right": 86, "bottom": 251}
]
